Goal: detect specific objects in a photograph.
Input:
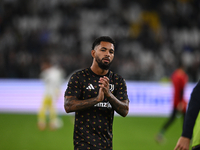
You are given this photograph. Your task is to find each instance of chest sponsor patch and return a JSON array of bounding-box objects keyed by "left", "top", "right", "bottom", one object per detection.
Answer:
[{"left": 94, "top": 102, "right": 112, "bottom": 109}]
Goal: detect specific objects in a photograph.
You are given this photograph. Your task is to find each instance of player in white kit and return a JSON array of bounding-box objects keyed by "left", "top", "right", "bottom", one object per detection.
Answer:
[{"left": 38, "top": 58, "right": 65, "bottom": 130}]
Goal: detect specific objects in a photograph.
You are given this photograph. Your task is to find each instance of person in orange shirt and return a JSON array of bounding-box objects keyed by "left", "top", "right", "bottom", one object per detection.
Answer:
[{"left": 156, "top": 60, "right": 188, "bottom": 143}]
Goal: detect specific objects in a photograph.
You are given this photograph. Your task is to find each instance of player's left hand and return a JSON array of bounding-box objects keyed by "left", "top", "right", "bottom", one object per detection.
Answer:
[
  {"left": 98, "top": 76, "right": 111, "bottom": 98},
  {"left": 174, "top": 136, "right": 190, "bottom": 150}
]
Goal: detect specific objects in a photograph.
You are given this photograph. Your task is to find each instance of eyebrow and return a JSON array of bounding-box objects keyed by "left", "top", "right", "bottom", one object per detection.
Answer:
[{"left": 101, "top": 47, "right": 114, "bottom": 51}]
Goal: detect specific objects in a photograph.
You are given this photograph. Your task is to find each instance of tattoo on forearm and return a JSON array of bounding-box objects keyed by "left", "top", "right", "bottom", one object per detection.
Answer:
[
  {"left": 64, "top": 96, "right": 99, "bottom": 113},
  {"left": 107, "top": 95, "right": 129, "bottom": 117}
]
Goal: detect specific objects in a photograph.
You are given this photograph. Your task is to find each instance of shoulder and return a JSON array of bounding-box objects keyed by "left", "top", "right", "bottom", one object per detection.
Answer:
[
  {"left": 75, "top": 68, "right": 90, "bottom": 76},
  {"left": 109, "top": 71, "right": 126, "bottom": 83},
  {"left": 194, "top": 80, "right": 200, "bottom": 90},
  {"left": 69, "top": 68, "right": 89, "bottom": 79},
  {"left": 109, "top": 70, "right": 123, "bottom": 79}
]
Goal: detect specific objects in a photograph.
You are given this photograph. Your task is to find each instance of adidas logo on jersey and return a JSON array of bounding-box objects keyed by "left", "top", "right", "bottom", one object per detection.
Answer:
[{"left": 86, "top": 84, "right": 95, "bottom": 90}]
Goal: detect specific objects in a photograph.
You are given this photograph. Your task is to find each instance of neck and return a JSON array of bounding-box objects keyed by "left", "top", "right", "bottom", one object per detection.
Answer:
[{"left": 90, "top": 63, "right": 109, "bottom": 76}]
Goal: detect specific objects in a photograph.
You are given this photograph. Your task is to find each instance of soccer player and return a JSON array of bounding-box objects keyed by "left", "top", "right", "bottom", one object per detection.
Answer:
[
  {"left": 38, "top": 58, "right": 65, "bottom": 130},
  {"left": 64, "top": 36, "right": 129, "bottom": 150},
  {"left": 156, "top": 61, "right": 188, "bottom": 143},
  {"left": 174, "top": 80, "right": 200, "bottom": 150}
]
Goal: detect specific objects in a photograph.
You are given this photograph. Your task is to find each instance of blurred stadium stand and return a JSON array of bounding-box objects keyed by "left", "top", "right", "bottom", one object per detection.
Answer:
[{"left": 0, "top": 0, "right": 199, "bottom": 81}]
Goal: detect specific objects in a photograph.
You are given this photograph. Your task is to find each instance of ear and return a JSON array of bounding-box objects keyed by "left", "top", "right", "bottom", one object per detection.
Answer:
[{"left": 91, "top": 50, "right": 95, "bottom": 58}]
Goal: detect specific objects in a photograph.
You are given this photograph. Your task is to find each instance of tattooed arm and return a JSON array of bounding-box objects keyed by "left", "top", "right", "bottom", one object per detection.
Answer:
[
  {"left": 64, "top": 87, "right": 104, "bottom": 113},
  {"left": 99, "top": 76, "right": 129, "bottom": 117},
  {"left": 107, "top": 95, "right": 129, "bottom": 117}
]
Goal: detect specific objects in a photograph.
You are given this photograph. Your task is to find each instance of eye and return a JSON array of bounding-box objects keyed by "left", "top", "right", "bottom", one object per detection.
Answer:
[{"left": 109, "top": 50, "right": 114, "bottom": 54}]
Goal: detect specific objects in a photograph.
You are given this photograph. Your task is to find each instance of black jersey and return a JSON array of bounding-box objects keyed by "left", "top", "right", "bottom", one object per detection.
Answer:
[{"left": 65, "top": 68, "right": 128, "bottom": 150}]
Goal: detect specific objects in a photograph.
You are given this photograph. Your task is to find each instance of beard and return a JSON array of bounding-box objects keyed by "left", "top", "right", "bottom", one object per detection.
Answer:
[{"left": 95, "top": 56, "right": 112, "bottom": 70}]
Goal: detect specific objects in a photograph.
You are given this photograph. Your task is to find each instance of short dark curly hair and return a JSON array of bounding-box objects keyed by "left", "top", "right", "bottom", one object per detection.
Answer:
[{"left": 92, "top": 36, "right": 115, "bottom": 50}]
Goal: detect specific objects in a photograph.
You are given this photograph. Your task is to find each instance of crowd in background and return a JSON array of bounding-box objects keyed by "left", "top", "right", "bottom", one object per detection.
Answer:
[{"left": 0, "top": 0, "right": 199, "bottom": 81}]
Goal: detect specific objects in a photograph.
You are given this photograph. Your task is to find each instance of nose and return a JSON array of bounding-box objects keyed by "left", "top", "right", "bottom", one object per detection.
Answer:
[{"left": 105, "top": 50, "right": 111, "bottom": 57}]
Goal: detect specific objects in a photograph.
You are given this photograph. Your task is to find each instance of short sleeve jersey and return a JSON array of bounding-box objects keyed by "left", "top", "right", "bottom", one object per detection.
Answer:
[{"left": 65, "top": 68, "right": 128, "bottom": 150}]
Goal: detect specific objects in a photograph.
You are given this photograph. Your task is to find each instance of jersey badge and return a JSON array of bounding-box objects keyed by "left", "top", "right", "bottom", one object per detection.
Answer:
[{"left": 109, "top": 84, "right": 114, "bottom": 92}]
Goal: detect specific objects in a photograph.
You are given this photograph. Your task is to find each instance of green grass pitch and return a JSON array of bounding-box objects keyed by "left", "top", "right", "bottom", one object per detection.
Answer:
[{"left": 0, "top": 113, "right": 190, "bottom": 150}]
